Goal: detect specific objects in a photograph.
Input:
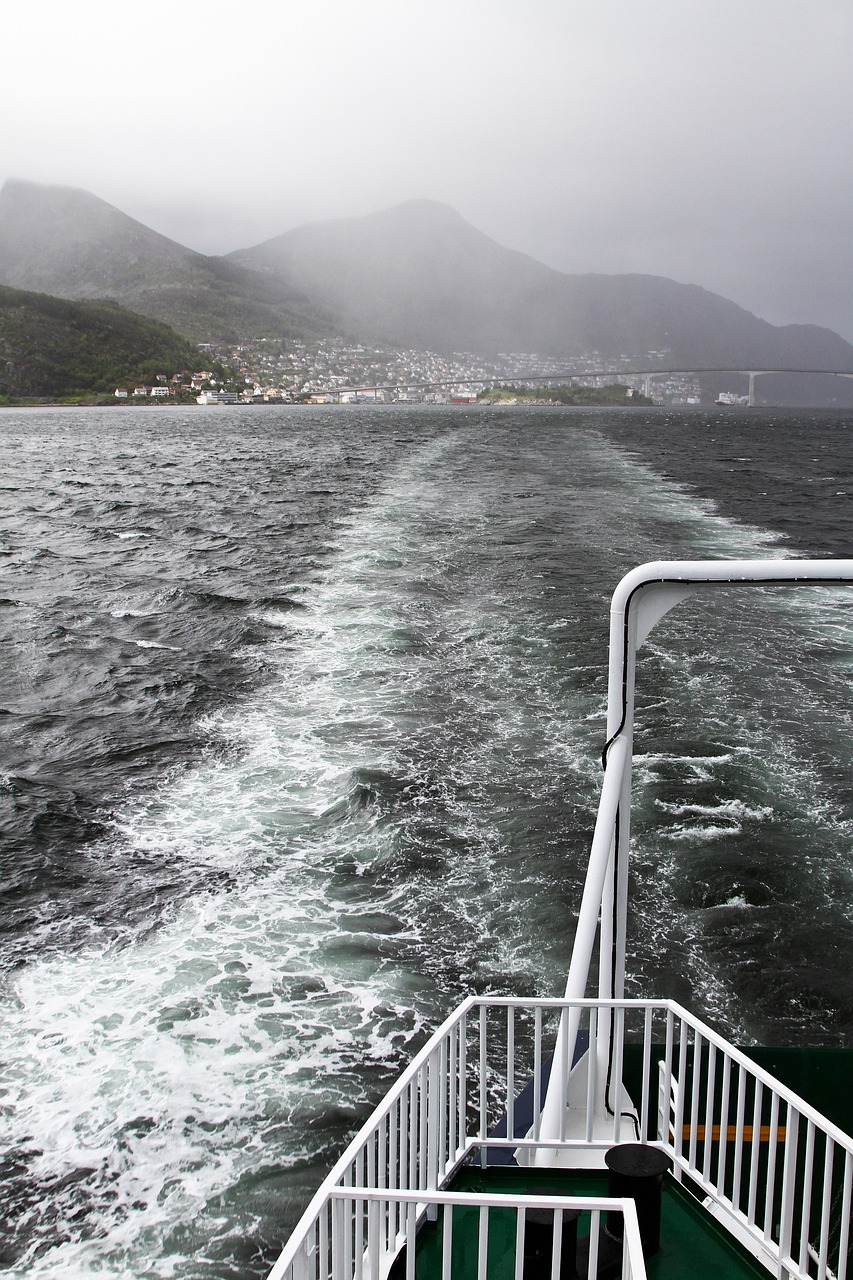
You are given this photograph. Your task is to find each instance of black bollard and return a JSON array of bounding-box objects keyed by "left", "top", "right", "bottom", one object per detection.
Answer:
[
  {"left": 522, "top": 1188, "right": 581, "bottom": 1279},
  {"left": 604, "top": 1143, "right": 671, "bottom": 1258}
]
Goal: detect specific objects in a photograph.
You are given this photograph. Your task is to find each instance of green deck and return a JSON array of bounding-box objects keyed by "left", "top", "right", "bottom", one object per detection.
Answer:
[{"left": 406, "top": 1166, "right": 768, "bottom": 1279}]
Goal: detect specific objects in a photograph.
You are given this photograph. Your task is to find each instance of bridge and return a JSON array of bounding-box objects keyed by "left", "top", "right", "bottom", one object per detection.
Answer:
[
  {"left": 575, "top": 366, "right": 853, "bottom": 406},
  {"left": 323, "top": 366, "right": 853, "bottom": 406},
  {"left": 528, "top": 366, "right": 853, "bottom": 406}
]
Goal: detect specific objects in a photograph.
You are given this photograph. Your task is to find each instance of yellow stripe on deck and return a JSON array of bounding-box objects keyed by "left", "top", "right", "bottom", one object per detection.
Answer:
[{"left": 681, "top": 1124, "right": 787, "bottom": 1143}]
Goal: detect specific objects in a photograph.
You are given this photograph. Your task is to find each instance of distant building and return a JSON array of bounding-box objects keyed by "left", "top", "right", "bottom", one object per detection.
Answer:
[
  {"left": 114, "top": 388, "right": 128, "bottom": 398},
  {"left": 196, "top": 390, "right": 238, "bottom": 405}
]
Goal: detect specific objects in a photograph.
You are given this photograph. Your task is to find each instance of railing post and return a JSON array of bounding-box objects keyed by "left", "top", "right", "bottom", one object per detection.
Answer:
[
  {"left": 778, "top": 1105, "right": 801, "bottom": 1276},
  {"left": 428, "top": 1051, "right": 440, "bottom": 1191},
  {"left": 479, "top": 1004, "right": 488, "bottom": 1160},
  {"left": 459, "top": 1011, "right": 468, "bottom": 1160},
  {"left": 367, "top": 1198, "right": 380, "bottom": 1280}
]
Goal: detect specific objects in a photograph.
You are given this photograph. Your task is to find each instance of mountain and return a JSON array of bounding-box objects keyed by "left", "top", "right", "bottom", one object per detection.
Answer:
[
  {"left": 230, "top": 200, "right": 853, "bottom": 378},
  {"left": 0, "top": 180, "right": 336, "bottom": 344},
  {"left": 2, "top": 182, "right": 851, "bottom": 405},
  {"left": 0, "top": 283, "right": 200, "bottom": 399}
]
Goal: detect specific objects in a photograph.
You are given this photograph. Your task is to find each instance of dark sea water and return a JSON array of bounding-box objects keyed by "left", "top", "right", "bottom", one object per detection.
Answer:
[{"left": 1, "top": 404, "right": 851, "bottom": 1277}]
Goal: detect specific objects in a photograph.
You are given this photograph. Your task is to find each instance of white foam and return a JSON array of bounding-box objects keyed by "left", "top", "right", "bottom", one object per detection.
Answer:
[
  {"left": 655, "top": 798, "right": 773, "bottom": 822},
  {"left": 1, "top": 431, "right": 605, "bottom": 1274},
  {"left": 1, "top": 876, "right": 425, "bottom": 1275},
  {"left": 667, "top": 822, "right": 743, "bottom": 840}
]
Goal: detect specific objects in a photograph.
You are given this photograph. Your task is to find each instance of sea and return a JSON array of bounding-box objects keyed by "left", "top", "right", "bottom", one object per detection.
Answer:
[{"left": 1, "top": 404, "right": 852, "bottom": 1278}]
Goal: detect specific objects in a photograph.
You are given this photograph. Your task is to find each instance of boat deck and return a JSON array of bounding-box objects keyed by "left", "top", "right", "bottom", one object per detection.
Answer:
[{"left": 405, "top": 1166, "right": 769, "bottom": 1279}]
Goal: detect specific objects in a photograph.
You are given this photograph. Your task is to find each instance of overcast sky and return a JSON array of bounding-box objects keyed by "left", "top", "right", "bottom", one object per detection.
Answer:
[{"left": 4, "top": 0, "right": 852, "bottom": 339}]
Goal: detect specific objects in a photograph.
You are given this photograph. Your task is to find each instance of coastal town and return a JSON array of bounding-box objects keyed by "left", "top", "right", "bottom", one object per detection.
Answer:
[{"left": 114, "top": 336, "right": 705, "bottom": 406}]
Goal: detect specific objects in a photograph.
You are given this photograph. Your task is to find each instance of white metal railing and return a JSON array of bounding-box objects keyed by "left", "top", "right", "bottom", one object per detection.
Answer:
[
  {"left": 268, "top": 995, "right": 853, "bottom": 1280},
  {"left": 309, "top": 1190, "right": 646, "bottom": 1280},
  {"left": 658, "top": 1003, "right": 853, "bottom": 1280}
]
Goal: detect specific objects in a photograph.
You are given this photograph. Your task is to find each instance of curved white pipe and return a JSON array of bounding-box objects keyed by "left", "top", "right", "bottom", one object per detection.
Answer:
[{"left": 533, "top": 558, "right": 853, "bottom": 1158}]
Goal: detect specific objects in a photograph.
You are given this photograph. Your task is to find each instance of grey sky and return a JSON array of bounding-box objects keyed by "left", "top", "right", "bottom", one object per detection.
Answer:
[{"left": 4, "top": 0, "right": 852, "bottom": 340}]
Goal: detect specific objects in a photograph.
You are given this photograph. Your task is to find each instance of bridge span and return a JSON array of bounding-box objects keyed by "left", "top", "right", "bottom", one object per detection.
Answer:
[
  {"left": 491, "top": 366, "right": 853, "bottom": 407},
  {"left": 324, "top": 366, "right": 853, "bottom": 406}
]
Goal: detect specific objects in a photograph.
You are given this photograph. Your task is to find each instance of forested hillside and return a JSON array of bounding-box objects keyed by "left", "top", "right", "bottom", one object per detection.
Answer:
[{"left": 0, "top": 285, "right": 200, "bottom": 400}]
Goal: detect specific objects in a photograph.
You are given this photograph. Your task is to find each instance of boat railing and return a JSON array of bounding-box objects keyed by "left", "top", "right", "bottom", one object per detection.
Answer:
[
  {"left": 657, "top": 1001, "right": 853, "bottom": 1280},
  {"left": 268, "top": 994, "right": 853, "bottom": 1280},
  {"left": 302, "top": 1189, "right": 647, "bottom": 1280}
]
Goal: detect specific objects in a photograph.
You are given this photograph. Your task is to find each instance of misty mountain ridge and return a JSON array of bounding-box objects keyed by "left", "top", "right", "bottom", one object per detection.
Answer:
[
  {"left": 230, "top": 198, "right": 853, "bottom": 374},
  {"left": 1, "top": 180, "right": 851, "bottom": 405},
  {"left": 0, "top": 180, "right": 337, "bottom": 344}
]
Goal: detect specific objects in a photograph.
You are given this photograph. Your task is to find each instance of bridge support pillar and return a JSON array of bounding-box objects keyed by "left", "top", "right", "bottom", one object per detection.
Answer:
[{"left": 748, "top": 371, "right": 756, "bottom": 407}]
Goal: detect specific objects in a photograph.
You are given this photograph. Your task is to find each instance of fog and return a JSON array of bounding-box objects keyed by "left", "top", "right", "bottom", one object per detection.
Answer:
[{"left": 4, "top": 0, "right": 852, "bottom": 339}]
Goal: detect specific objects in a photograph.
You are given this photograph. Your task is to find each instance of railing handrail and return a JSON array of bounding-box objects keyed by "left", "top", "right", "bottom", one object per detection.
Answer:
[
  {"left": 329, "top": 1187, "right": 643, "bottom": 1213},
  {"left": 322, "top": 1188, "right": 649, "bottom": 1280}
]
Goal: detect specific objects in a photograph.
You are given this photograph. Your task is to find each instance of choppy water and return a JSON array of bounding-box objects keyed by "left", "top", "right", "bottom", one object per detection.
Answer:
[{"left": 1, "top": 405, "right": 851, "bottom": 1277}]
